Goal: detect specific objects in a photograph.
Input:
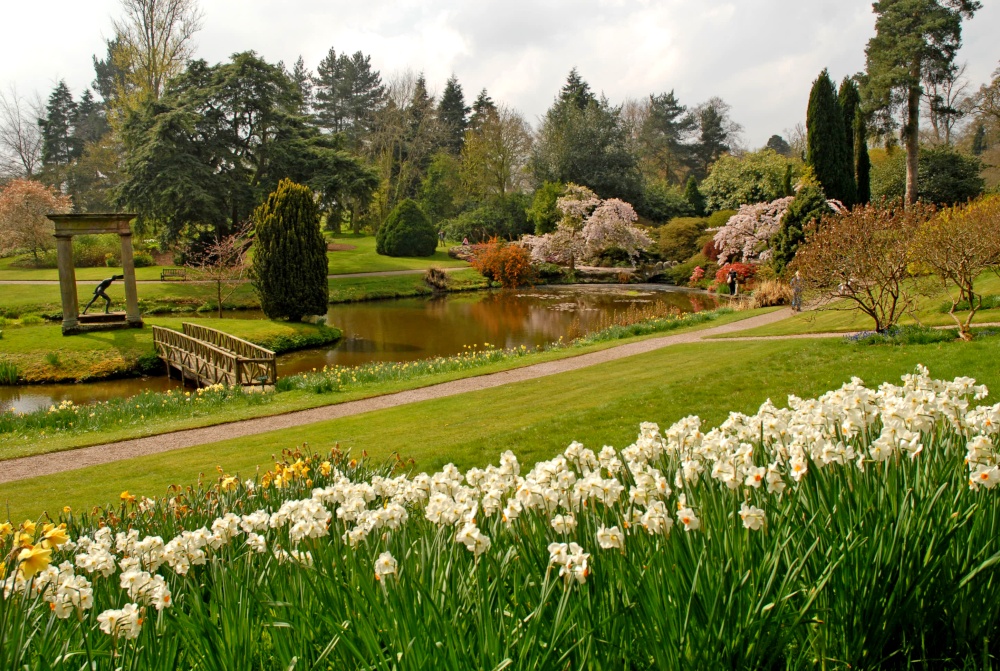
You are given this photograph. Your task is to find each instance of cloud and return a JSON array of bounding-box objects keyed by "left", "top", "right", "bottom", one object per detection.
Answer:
[{"left": 2, "top": 0, "right": 997, "bottom": 147}]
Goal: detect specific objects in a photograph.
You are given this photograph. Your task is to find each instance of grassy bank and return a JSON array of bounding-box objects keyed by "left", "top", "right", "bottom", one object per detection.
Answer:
[
  {"left": 0, "top": 318, "right": 340, "bottom": 383},
  {"left": 0, "top": 309, "right": 765, "bottom": 460},
  {"left": 2, "top": 332, "right": 998, "bottom": 521}
]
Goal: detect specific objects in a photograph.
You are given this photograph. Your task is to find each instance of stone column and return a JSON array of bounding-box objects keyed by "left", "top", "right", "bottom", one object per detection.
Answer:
[
  {"left": 119, "top": 232, "right": 142, "bottom": 326},
  {"left": 55, "top": 234, "right": 79, "bottom": 334}
]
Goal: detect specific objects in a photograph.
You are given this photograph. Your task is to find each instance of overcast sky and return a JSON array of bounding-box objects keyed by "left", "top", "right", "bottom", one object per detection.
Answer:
[{"left": 4, "top": 0, "right": 998, "bottom": 146}]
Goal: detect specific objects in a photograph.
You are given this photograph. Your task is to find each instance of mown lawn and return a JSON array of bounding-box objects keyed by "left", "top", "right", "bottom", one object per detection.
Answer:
[
  {"left": 4, "top": 333, "right": 997, "bottom": 522},
  {"left": 0, "top": 268, "right": 487, "bottom": 318},
  {"left": 326, "top": 233, "right": 469, "bottom": 274}
]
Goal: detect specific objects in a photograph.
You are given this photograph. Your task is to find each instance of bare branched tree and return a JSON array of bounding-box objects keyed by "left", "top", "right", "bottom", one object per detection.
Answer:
[
  {"left": 792, "top": 202, "right": 934, "bottom": 332},
  {"left": 110, "top": 0, "right": 203, "bottom": 115},
  {"left": 922, "top": 62, "right": 971, "bottom": 146},
  {"left": 185, "top": 224, "right": 250, "bottom": 319},
  {"left": 0, "top": 85, "right": 44, "bottom": 179},
  {"left": 910, "top": 197, "right": 1000, "bottom": 340}
]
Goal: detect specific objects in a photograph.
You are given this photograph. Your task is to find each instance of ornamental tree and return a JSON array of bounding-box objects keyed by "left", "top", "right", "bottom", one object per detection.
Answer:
[
  {"left": 712, "top": 196, "right": 794, "bottom": 264},
  {"left": 792, "top": 201, "right": 934, "bottom": 332},
  {"left": 251, "top": 179, "right": 329, "bottom": 321},
  {"left": 909, "top": 196, "right": 1000, "bottom": 339},
  {"left": 0, "top": 178, "right": 73, "bottom": 261}
]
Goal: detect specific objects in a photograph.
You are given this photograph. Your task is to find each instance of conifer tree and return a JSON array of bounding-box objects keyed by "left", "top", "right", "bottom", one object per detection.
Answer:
[
  {"left": 772, "top": 182, "right": 831, "bottom": 273},
  {"left": 684, "top": 176, "right": 706, "bottom": 216},
  {"left": 469, "top": 88, "right": 496, "bottom": 130},
  {"left": 250, "top": 179, "right": 329, "bottom": 321},
  {"left": 39, "top": 81, "right": 78, "bottom": 166},
  {"left": 807, "top": 70, "right": 856, "bottom": 205},
  {"left": 437, "top": 75, "right": 470, "bottom": 155},
  {"left": 838, "top": 78, "right": 870, "bottom": 204}
]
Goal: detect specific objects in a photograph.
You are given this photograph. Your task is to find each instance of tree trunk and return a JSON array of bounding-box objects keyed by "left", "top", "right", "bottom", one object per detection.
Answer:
[
  {"left": 904, "top": 74, "right": 921, "bottom": 206},
  {"left": 217, "top": 281, "right": 223, "bottom": 319}
]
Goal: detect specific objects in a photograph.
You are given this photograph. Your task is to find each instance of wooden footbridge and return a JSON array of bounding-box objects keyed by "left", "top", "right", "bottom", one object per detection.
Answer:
[{"left": 152, "top": 323, "right": 277, "bottom": 388}]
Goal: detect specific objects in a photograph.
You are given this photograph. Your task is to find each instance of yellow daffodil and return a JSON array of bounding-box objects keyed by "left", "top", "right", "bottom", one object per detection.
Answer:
[
  {"left": 120, "top": 491, "right": 136, "bottom": 504},
  {"left": 17, "top": 545, "right": 52, "bottom": 579},
  {"left": 20, "top": 520, "right": 36, "bottom": 535},
  {"left": 40, "top": 523, "right": 69, "bottom": 549},
  {"left": 0, "top": 522, "right": 13, "bottom": 538}
]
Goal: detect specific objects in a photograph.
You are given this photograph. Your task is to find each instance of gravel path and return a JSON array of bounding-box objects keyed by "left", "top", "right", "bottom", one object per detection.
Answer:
[{"left": 0, "top": 309, "right": 797, "bottom": 483}]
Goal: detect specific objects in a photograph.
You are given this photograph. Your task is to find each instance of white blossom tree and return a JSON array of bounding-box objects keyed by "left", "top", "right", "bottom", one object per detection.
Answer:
[
  {"left": 523, "top": 184, "right": 651, "bottom": 269},
  {"left": 712, "top": 196, "right": 794, "bottom": 264}
]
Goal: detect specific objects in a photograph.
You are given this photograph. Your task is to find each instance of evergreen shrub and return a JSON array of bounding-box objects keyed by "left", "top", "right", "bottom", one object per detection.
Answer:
[{"left": 377, "top": 199, "right": 437, "bottom": 257}]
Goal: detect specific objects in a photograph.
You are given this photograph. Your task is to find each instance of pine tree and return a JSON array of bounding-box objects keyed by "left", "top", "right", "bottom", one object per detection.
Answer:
[
  {"left": 469, "top": 88, "right": 496, "bottom": 130},
  {"left": 807, "top": 69, "right": 856, "bottom": 206},
  {"left": 437, "top": 75, "right": 470, "bottom": 155},
  {"left": 342, "top": 51, "right": 385, "bottom": 147},
  {"left": 557, "top": 68, "right": 595, "bottom": 113},
  {"left": 314, "top": 47, "right": 347, "bottom": 133},
  {"left": 251, "top": 179, "right": 329, "bottom": 321},
  {"left": 39, "top": 81, "right": 78, "bottom": 166},
  {"left": 72, "top": 89, "right": 108, "bottom": 148},
  {"left": 684, "top": 177, "right": 706, "bottom": 216},
  {"left": 291, "top": 56, "right": 313, "bottom": 114}
]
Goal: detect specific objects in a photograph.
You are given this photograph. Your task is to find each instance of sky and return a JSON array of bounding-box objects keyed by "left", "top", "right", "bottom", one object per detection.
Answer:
[{"left": 3, "top": 0, "right": 998, "bottom": 147}]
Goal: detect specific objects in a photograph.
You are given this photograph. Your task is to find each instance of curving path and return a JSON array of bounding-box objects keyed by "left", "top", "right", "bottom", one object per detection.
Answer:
[{"left": 0, "top": 308, "right": 799, "bottom": 484}]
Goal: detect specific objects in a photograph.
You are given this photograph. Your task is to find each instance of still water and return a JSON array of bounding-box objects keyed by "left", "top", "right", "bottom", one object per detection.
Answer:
[{"left": 0, "top": 285, "right": 718, "bottom": 413}]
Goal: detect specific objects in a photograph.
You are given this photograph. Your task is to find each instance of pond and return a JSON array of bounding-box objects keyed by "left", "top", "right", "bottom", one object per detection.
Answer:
[{"left": 0, "top": 285, "right": 719, "bottom": 414}]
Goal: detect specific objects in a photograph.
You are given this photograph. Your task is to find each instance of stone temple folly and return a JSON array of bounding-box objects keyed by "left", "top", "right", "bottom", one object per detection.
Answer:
[{"left": 46, "top": 213, "right": 143, "bottom": 336}]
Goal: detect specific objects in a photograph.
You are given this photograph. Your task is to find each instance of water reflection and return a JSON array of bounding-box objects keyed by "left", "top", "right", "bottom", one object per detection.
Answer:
[{"left": 0, "top": 285, "right": 717, "bottom": 413}]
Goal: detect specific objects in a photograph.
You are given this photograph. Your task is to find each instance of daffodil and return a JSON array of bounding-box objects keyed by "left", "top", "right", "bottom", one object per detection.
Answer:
[
  {"left": 17, "top": 544, "right": 52, "bottom": 579},
  {"left": 40, "top": 523, "right": 69, "bottom": 549}
]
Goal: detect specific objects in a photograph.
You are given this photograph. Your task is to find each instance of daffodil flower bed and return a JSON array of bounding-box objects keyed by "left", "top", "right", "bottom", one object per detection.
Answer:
[{"left": 2, "top": 366, "right": 999, "bottom": 668}]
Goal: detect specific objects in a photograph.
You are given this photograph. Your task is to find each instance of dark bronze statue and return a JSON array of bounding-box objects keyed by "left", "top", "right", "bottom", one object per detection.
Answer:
[{"left": 82, "top": 275, "right": 124, "bottom": 315}]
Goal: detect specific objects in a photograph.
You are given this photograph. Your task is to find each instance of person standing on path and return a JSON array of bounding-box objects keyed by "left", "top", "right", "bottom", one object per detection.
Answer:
[
  {"left": 790, "top": 271, "right": 803, "bottom": 312},
  {"left": 727, "top": 268, "right": 738, "bottom": 296},
  {"left": 438, "top": 229, "right": 445, "bottom": 247}
]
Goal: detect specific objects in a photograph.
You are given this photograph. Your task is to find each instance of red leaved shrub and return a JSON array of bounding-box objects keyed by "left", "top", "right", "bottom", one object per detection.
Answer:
[{"left": 470, "top": 238, "right": 536, "bottom": 288}]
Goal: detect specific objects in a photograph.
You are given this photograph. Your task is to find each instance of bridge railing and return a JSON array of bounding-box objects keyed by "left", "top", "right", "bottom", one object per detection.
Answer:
[
  {"left": 181, "top": 322, "right": 277, "bottom": 385},
  {"left": 152, "top": 324, "right": 277, "bottom": 387}
]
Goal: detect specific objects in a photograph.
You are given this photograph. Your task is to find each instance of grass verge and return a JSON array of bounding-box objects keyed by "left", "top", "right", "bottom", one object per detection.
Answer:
[{"left": 3, "top": 328, "right": 997, "bottom": 521}]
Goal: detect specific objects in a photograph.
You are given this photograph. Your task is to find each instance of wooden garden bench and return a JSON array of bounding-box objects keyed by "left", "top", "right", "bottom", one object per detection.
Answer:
[{"left": 160, "top": 268, "right": 187, "bottom": 281}]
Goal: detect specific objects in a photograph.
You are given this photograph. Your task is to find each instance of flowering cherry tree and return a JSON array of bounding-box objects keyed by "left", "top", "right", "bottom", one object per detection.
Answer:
[
  {"left": 523, "top": 184, "right": 652, "bottom": 268},
  {"left": 712, "top": 196, "right": 793, "bottom": 264}
]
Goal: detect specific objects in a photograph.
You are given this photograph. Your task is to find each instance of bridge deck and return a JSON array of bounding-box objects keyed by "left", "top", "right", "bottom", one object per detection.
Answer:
[{"left": 152, "top": 324, "right": 277, "bottom": 388}]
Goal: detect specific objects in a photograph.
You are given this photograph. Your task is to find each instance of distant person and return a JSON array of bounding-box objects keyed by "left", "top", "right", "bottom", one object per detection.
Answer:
[
  {"left": 790, "top": 270, "right": 803, "bottom": 312},
  {"left": 82, "top": 275, "right": 124, "bottom": 314},
  {"left": 726, "top": 268, "right": 738, "bottom": 296},
  {"left": 438, "top": 229, "right": 445, "bottom": 247}
]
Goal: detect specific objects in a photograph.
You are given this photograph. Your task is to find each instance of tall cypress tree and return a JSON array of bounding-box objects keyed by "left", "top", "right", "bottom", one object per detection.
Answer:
[
  {"left": 437, "top": 75, "right": 470, "bottom": 155},
  {"left": 250, "top": 179, "right": 329, "bottom": 321},
  {"left": 839, "top": 77, "right": 870, "bottom": 204},
  {"left": 807, "top": 70, "right": 856, "bottom": 206}
]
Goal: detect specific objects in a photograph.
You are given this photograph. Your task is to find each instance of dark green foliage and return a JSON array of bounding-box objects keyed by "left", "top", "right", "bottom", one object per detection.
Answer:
[
  {"left": 290, "top": 56, "right": 312, "bottom": 112},
  {"left": 639, "top": 180, "right": 693, "bottom": 223},
  {"left": 312, "top": 48, "right": 385, "bottom": 148},
  {"left": 765, "top": 135, "right": 792, "bottom": 157},
  {"left": 437, "top": 75, "right": 470, "bottom": 155},
  {"left": 418, "top": 152, "right": 463, "bottom": 224},
  {"left": 839, "top": 78, "right": 871, "bottom": 204},
  {"left": 443, "top": 195, "right": 531, "bottom": 243},
  {"left": 684, "top": 176, "right": 706, "bottom": 216},
  {"left": 846, "top": 324, "right": 956, "bottom": 345},
  {"left": 469, "top": 88, "right": 497, "bottom": 131},
  {"left": 918, "top": 147, "right": 984, "bottom": 204},
  {"left": 772, "top": 184, "right": 831, "bottom": 273},
  {"left": 40, "top": 81, "right": 78, "bottom": 166},
  {"left": 377, "top": 199, "right": 437, "bottom": 257},
  {"left": 640, "top": 91, "right": 695, "bottom": 183},
  {"left": 687, "top": 99, "right": 738, "bottom": 180},
  {"left": 91, "top": 38, "right": 126, "bottom": 104},
  {"left": 529, "top": 182, "right": 564, "bottom": 235},
  {"left": 72, "top": 89, "right": 108, "bottom": 148},
  {"left": 970, "top": 122, "right": 987, "bottom": 155},
  {"left": 656, "top": 217, "right": 707, "bottom": 262},
  {"left": 871, "top": 147, "right": 984, "bottom": 204},
  {"left": 532, "top": 70, "right": 642, "bottom": 203},
  {"left": 807, "top": 70, "right": 856, "bottom": 205},
  {"left": 251, "top": 179, "right": 329, "bottom": 321},
  {"left": 118, "top": 52, "right": 358, "bottom": 242}
]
